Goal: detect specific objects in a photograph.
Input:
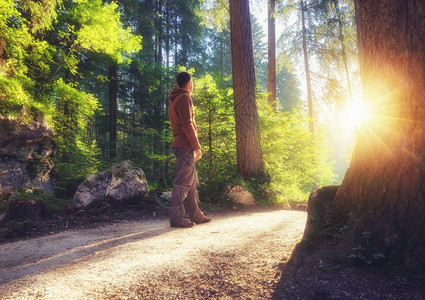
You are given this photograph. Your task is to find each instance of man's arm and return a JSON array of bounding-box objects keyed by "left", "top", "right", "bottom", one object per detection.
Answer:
[{"left": 177, "top": 95, "right": 202, "bottom": 151}]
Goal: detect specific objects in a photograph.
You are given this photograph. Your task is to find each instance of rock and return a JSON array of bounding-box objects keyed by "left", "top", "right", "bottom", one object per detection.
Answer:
[
  {"left": 73, "top": 171, "right": 112, "bottom": 209},
  {"left": 0, "top": 213, "right": 6, "bottom": 222},
  {"left": 159, "top": 191, "right": 171, "bottom": 204},
  {"left": 73, "top": 161, "right": 149, "bottom": 209},
  {"left": 225, "top": 184, "right": 256, "bottom": 206},
  {"left": 105, "top": 161, "right": 148, "bottom": 203},
  {"left": 0, "top": 115, "right": 55, "bottom": 194}
]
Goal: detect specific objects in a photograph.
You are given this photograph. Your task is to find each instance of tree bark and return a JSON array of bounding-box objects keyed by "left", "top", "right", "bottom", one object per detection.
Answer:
[
  {"left": 331, "top": 0, "right": 425, "bottom": 272},
  {"left": 301, "top": 0, "right": 314, "bottom": 134},
  {"left": 268, "top": 0, "right": 277, "bottom": 109},
  {"left": 165, "top": 0, "right": 170, "bottom": 67},
  {"left": 157, "top": 0, "right": 163, "bottom": 64},
  {"left": 109, "top": 64, "right": 118, "bottom": 163},
  {"left": 174, "top": 14, "right": 178, "bottom": 66},
  {"left": 220, "top": 36, "right": 224, "bottom": 77},
  {"left": 335, "top": 0, "right": 353, "bottom": 101},
  {"left": 208, "top": 100, "right": 213, "bottom": 192},
  {"left": 229, "top": 0, "right": 265, "bottom": 179}
]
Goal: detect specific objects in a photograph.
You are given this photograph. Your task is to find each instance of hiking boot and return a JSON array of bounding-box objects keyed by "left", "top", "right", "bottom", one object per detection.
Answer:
[
  {"left": 192, "top": 215, "right": 212, "bottom": 224},
  {"left": 170, "top": 219, "right": 196, "bottom": 228}
]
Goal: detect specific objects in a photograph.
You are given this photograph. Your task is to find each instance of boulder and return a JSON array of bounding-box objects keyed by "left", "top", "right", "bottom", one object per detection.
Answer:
[
  {"left": 73, "top": 171, "right": 112, "bottom": 209},
  {"left": 158, "top": 191, "right": 171, "bottom": 204},
  {"left": 225, "top": 184, "right": 256, "bottom": 206},
  {"left": 73, "top": 161, "right": 149, "bottom": 209},
  {"left": 0, "top": 115, "right": 55, "bottom": 194},
  {"left": 105, "top": 161, "right": 148, "bottom": 202}
]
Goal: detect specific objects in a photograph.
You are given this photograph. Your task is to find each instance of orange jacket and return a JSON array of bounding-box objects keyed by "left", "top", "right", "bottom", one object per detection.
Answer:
[{"left": 168, "top": 88, "right": 201, "bottom": 151}]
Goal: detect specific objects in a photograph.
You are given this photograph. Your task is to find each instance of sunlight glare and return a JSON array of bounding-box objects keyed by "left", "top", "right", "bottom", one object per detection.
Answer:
[{"left": 338, "top": 96, "right": 370, "bottom": 132}]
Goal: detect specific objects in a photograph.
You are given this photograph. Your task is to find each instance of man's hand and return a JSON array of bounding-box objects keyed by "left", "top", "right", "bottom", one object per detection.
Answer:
[{"left": 194, "top": 149, "right": 202, "bottom": 161}]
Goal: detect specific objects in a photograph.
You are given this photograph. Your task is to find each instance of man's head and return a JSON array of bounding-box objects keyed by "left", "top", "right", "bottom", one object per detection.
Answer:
[{"left": 176, "top": 72, "right": 193, "bottom": 93}]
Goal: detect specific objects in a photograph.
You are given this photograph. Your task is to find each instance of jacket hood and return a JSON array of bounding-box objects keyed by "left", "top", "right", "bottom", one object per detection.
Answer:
[{"left": 168, "top": 88, "right": 190, "bottom": 102}]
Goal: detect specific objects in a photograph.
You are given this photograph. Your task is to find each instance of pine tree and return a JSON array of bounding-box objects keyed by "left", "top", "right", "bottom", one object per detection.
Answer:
[{"left": 229, "top": 0, "right": 265, "bottom": 178}]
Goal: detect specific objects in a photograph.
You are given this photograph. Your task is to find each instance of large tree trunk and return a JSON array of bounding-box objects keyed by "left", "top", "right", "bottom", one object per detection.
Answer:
[
  {"left": 331, "top": 0, "right": 425, "bottom": 272},
  {"left": 335, "top": 0, "right": 353, "bottom": 101},
  {"left": 109, "top": 64, "right": 118, "bottom": 163},
  {"left": 268, "top": 0, "right": 277, "bottom": 109},
  {"left": 229, "top": 0, "right": 265, "bottom": 178},
  {"left": 301, "top": 0, "right": 314, "bottom": 134}
]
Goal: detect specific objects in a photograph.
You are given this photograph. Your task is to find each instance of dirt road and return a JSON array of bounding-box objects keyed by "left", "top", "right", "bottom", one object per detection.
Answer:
[{"left": 0, "top": 208, "right": 306, "bottom": 299}]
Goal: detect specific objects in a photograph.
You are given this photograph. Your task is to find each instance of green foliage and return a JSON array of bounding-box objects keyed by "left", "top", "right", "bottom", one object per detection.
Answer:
[
  {"left": 192, "top": 73, "right": 335, "bottom": 204},
  {"left": 0, "top": 0, "right": 57, "bottom": 120},
  {"left": 192, "top": 73, "right": 236, "bottom": 201},
  {"left": 1, "top": 0, "right": 142, "bottom": 186},
  {"left": 107, "top": 60, "right": 174, "bottom": 182},
  {"left": 276, "top": 60, "right": 301, "bottom": 111},
  {"left": 347, "top": 231, "right": 386, "bottom": 265},
  {"left": 257, "top": 92, "right": 336, "bottom": 203},
  {"left": 0, "top": 0, "right": 32, "bottom": 75},
  {"left": 21, "top": 0, "right": 62, "bottom": 34},
  {"left": 50, "top": 78, "right": 100, "bottom": 178},
  {"left": 0, "top": 75, "right": 31, "bottom": 116},
  {"left": 201, "top": 0, "right": 229, "bottom": 32},
  {"left": 1, "top": 0, "right": 344, "bottom": 210},
  {"left": 66, "top": 0, "right": 142, "bottom": 64}
]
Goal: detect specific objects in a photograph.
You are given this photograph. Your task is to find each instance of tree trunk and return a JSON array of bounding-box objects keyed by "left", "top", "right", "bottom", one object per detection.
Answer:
[
  {"left": 109, "top": 64, "right": 118, "bottom": 163},
  {"left": 174, "top": 14, "right": 178, "bottom": 66},
  {"left": 157, "top": 0, "right": 163, "bottom": 64},
  {"left": 301, "top": 0, "right": 314, "bottom": 134},
  {"left": 335, "top": 0, "right": 353, "bottom": 101},
  {"left": 165, "top": 0, "right": 170, "bottom": 67},
  {"left": 331, "top": 0, "right": 425, "bottom": 272},
  {"left": 208, "top": 100, "right": 213, "bottom": 192},
  {"left": 268, "top": 0, "right": 277, "bottom": 109},
  {"left": 220, "top": 36, "right": 224, "bottom": 77},
  {"left": 229, "top": 0, "right": 265, "bottom": 179}
]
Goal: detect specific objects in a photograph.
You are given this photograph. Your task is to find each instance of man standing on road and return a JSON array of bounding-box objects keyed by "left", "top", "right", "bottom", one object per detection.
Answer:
[{"left": 167, "top": 72, "right": 211, "bottom": 228}]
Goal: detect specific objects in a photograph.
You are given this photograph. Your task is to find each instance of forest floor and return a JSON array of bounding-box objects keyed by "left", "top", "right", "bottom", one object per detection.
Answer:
[{"left": 0, "top": 201, "right": 424, "bottom": 299}]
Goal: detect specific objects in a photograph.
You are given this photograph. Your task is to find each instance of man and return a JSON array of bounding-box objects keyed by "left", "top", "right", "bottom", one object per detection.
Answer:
[{"left": 167, "top": 72, "right": 211, "bottom": 228}]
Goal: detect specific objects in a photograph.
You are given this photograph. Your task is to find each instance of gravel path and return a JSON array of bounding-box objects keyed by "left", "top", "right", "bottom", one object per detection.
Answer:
[{"left": 0, "top": 209, "right": 306, "bottom": 299}]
